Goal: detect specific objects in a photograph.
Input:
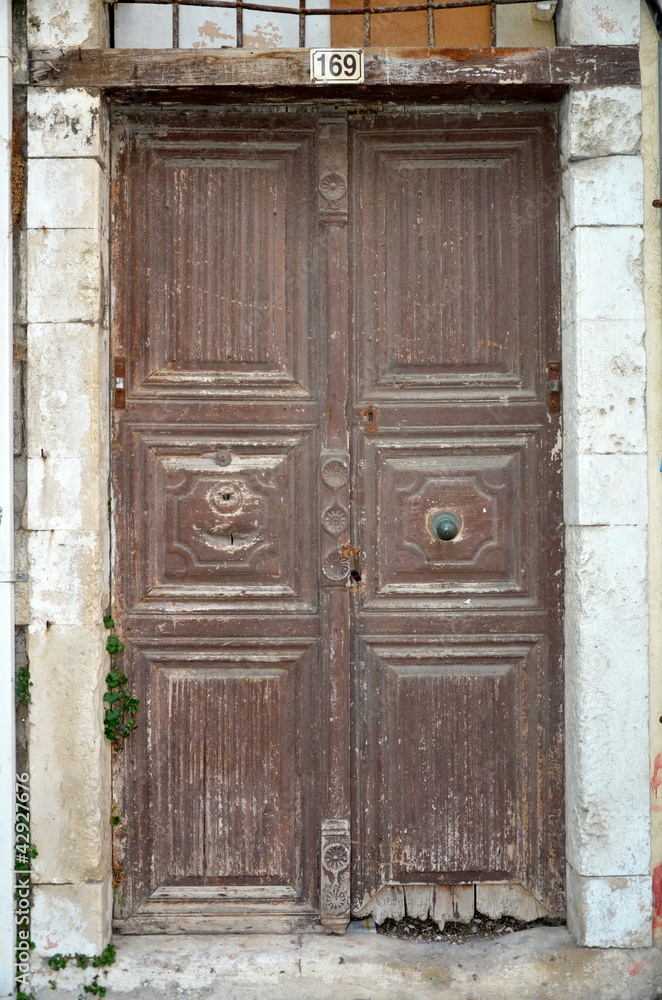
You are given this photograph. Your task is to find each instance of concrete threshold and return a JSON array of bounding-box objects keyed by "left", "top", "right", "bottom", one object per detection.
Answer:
[{"left": 31, "top": 928, "right": 662, "bottom": 1000}]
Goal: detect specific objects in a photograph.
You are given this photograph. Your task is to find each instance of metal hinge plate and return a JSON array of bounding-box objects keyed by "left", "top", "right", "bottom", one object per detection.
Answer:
[
  {"left": 114, "top": 357, "right": 126, "bottom": 409},
  {"left": 548, "top": 361, "right": 561, "bottom": 413}
]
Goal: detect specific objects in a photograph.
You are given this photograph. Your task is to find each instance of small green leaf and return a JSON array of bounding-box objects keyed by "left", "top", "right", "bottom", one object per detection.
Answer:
[{"left": 103, "top": 616, "right": 115, "bottom": 630}]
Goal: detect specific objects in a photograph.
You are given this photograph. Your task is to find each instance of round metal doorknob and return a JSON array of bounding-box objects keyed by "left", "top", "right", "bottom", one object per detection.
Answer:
[{"left": 429, "top": 511, "right": 461, "bottom": 541}]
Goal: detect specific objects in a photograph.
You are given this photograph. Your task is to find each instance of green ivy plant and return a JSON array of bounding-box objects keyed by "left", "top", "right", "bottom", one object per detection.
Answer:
[
  {"left": 15, "top": 663, "right": 32, "bottom": 704},
  {"left": 46, "top": 944, "right": 116, "bottom": 996},
  {"left": 103, "top": 616, "right": 139, "bottom": 749}
]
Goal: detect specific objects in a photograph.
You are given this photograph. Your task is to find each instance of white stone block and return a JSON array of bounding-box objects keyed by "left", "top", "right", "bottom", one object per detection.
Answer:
[
  {"left": 562, "top": 319, "right": 646, "bottom": 455},
  {"left": 564, "top": 609, "right": 649, "bottom": 875},
  {"left": 28, "top": 89, "right": 108, "bottom": 163},
  {"left": 565, "top": 524, "right": 647, "bottom": 619},
  {"left": 27, "top": 230, "right": 104, "bottom": 324},
  {"left": 26, "top": 323, "right": 105, "bottom": 460},
  {"left": 28, "top": 623, "right": 111, "bottom": 886},
  {"left": 26, "top": 323, "right": 109, "bottom": 532},
  {"left": 566, "top": 867, "right": 652, "bottom": 948},
  {"left": 13, "top": 358, "right": 22, "bottom": 456},
  {"left": 564, "top": 156, "right": 644, "bottom": 228},
  {"left": 27, "top": 0, "right": 107, "bottom": 48},
  {"left": 561, "top": 87, "right": 642, "bottom": 161},
  {"left": 31, "top": 878, "right": 112, "bottom": 957},
  {"left": 14, "top": 229, "right": 27, "bottom": 325},
  {"left": 27, "top": 456, "right": 107, "bottom": 531},
  {"left": 179, "top": 5, "right": 237, "bottom": 47},
  {"left": 27, "top": 159, "right": 106, "bottom": 232},
  {"left": 564, "top": 452, "right": 647, "bottom": 525},
  {"left": 556, "top": 0, "right": 639, "bottom": 45},
  {"left": 114, "top": 2, "right": 173, "bottom": 48},
  {"left": 28, "top": 529, "right": 109, "bottom": 626},
  {"left": 570, "top": 227, "right": 644, "bottom": 324},
  {"left": 14, "top": 530, "right": 29, "bottom": 626}
]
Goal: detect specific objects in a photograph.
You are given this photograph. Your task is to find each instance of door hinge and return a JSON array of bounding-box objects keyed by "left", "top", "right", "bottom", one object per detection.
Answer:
[
  {"left": 114, "top": 357, "right": 126, "bottom": 409},
  {"left": 548, "top": 361, "right": 561, "bottom": 413}
]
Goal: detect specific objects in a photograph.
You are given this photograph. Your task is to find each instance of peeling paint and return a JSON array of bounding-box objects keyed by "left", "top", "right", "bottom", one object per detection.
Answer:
[
  {"left": 653, "top": 865, "right": 662, "bottom": 932},
  {"left": 651, "top": 753, "right": 662, "bottom": 798}
]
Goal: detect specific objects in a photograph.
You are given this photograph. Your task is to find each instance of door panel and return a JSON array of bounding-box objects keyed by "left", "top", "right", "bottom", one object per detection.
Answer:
[
  {"left": 350, "top": 113, "right": 563, "bottom": 912},
  {"left": 111, "top": 110, "right": 325, "bottom": 932},
  {"left": 356, "top": 639, "right": 539, "bottom": 879},
  {"left": 111, "top": 106, "right": 563, "bottom": 933}
]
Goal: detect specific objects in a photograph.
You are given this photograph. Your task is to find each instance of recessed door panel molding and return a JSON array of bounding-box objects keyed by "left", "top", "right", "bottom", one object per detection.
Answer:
[
  {"left": 120, "top": 425, "right": 318, "bottom": 613},
  {"left": 113, "top": 641, "right": 320, "bottom": 925},
  {"left": 351, "top": 116, "right": 554, "bottom": 402},
  {"left": 352, "top": 638, "right": 563, "bottom": 908},
  {"left": 358, "top": 430, "right": 545, "bottom": 608},
  {"left": 111, "top": 106, "right": 563, "bottom": 931},
  {"left": 113, "top": 111, "right": 318, "bottom": 399}
]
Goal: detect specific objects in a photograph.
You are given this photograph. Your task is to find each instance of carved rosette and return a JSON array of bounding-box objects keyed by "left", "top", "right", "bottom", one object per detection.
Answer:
[
  {"left": 320, "top": 451, "right": 350, "bottom": 586},
  {"left": 318, "top": 170, "right": 348, "bottom": 226},
  {"left": 320, "top": 818, "right": 351, "bottom": 933}
]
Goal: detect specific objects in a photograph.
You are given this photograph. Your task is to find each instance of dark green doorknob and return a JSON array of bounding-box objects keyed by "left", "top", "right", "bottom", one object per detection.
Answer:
[{"left": 429, "top": 511, "right": 461, "bottom": 541}]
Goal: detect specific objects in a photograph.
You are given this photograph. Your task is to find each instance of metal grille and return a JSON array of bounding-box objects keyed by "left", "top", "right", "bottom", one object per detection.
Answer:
[{"left": 107, "top": 0, "right": 538, "bottom": 49}]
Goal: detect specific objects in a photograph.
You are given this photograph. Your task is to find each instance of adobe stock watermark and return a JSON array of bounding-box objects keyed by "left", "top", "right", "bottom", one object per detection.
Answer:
[{"left": 15, "top": 771, "right": 33, "bottom": 996}]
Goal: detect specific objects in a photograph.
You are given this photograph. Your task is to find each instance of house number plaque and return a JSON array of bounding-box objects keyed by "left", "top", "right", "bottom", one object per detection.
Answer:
[{"left": 310, "top": 49, "right": 364, "bottom": 83}]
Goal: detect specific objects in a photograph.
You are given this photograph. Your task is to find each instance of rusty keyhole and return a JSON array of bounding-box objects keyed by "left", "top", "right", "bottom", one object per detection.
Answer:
[{"left": 363, "top": 406, "right": 378, "bottom": 433}]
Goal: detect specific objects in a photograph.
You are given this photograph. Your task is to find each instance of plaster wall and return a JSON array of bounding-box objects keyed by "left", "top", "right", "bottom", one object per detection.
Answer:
[{"left": 20, "top": 0, "right": 656, "bottom": 960}]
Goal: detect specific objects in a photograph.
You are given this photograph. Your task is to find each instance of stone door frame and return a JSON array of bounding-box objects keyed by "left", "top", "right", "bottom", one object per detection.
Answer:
[{"left": 21, "top": 0, "right": 652, "bottom": 953}]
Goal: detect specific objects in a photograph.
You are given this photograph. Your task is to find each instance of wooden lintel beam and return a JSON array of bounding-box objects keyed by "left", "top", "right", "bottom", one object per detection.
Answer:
[{"left": 29, "top": 45, "right": 639, "bottom": 91}]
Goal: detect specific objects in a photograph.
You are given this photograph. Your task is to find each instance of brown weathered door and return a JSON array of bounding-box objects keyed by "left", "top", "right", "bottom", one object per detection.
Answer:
[{"left": 111, "top": 106, "right": 562, "bottom": 934}]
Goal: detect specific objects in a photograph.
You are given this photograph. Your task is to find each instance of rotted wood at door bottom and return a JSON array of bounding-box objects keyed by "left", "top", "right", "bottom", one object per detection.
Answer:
[{"left": 110, "top": 104, "right": 563, "bottom": 934}]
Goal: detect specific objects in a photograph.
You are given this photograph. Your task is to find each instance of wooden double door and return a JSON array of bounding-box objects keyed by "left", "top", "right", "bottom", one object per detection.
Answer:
[{"left": 111, "top": 105, "right": 563, "bottom": 933}]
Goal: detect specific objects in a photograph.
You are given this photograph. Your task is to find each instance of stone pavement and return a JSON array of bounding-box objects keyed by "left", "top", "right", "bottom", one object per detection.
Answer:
[{"left": 30, "top": 927, "right": 662, "bottom": 1000}]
